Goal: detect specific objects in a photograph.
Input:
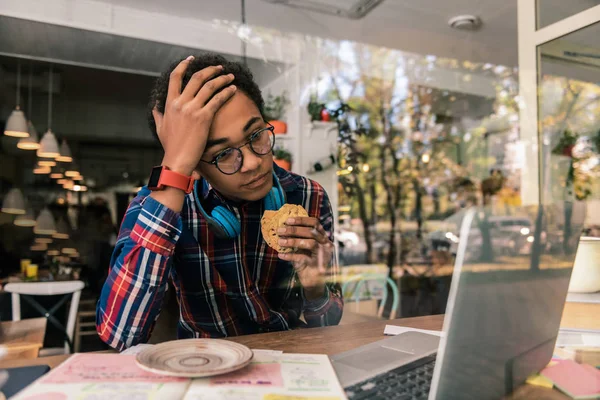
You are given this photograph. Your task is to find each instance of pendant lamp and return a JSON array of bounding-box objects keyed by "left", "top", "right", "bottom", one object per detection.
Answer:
[
  {"left": 4, "top": 61, "right": 28, "bottom": 138},
  {"left": 1, "top": 188, "right": 26, "bottom": 214},
  {"left": 37, "top": 66, "right": 60, "bottom": 158},
  {"left": 18, "top": 65, "right": 39, "bottom": 150}
]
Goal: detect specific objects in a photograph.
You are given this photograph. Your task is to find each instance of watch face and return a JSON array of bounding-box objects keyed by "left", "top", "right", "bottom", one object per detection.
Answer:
[{"left": 148, "top": 166, "right": 163, "bottom": 189}]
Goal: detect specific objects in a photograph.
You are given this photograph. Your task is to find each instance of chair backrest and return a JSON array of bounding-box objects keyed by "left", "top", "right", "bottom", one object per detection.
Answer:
[
  {"left": 342, "top": 273, "right": 400, "bottom": 319},
  {"left": 4, "top": 280, "right": 85, "bottom": 354}
]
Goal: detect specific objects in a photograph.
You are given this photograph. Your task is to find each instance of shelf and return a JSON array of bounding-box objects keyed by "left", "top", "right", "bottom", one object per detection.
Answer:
[{"left": 274, "top": 134, "right": 296, "bottom": 141}]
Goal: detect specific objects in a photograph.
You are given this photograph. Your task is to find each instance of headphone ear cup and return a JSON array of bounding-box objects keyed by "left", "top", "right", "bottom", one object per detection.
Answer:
[
  {"left": 264, "top": 174, "right": 286, "bottom": 211},
  {"left": 211, "top": 206, "right": 241, "bottom": 239}
]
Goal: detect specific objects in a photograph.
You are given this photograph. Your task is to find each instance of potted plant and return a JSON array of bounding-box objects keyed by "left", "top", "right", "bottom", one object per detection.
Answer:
[
  {"left": 273, "top": 147, "right": 292, "bottom": 171},
  {"left": 308, "top": 94, "right": 326, "bottom": 122},
  {"left": 263, "top": 91, "right": 290, "bottom": 134}
]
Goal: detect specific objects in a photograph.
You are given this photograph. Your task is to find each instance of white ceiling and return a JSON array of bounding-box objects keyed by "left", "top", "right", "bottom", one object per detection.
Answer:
[{"left": 97, "top": 0, "right": 520, "bottom": 66}]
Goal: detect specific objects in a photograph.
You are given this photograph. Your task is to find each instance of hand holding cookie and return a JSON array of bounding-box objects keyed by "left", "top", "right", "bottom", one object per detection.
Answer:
[{"left": 261, "top": 204, "right": 334, "bottom": 300}]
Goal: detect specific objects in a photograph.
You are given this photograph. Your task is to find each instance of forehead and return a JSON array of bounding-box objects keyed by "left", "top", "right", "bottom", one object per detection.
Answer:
[{"left": 209, "top": 91, "right": 262, "bottom": 141}]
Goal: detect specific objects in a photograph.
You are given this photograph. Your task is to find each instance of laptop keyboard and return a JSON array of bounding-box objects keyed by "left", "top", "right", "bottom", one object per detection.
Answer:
[{"left": 345, "top": 355, "right": 436, "bottom": 400}]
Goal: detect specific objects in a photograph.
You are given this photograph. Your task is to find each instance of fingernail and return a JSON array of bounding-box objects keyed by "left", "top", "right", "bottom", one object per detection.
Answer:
[
  {"left": 287, "top": 218, "right": 295, "bottom": 224},
  {"left": 228, "top": 73, "right": 234, "bottom": 78},
  {"left": 217, "top": 65, "right": 224, "bottom": 69},
  {"left": 230, "top": 85, "right": 237, "bottom": 90},
  {"left": 186, "top": 55, "right": 194, "bottom": 61},
  {"left": 277, "top": 228, "right": 287, "bottom": 234},
  {"left": 278, "top": 253, "right": 289, "bottom": 260},
  {"left": 278, "top": 239, "right": 287, "bottom": 245}
]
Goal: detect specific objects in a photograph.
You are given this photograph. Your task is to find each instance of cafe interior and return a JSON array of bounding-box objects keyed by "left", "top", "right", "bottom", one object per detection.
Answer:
[{"left": 0, "top": 0, "right": 599, "bottom": 399}]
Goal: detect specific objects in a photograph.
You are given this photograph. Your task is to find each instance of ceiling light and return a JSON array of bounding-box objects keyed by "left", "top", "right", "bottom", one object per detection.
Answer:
[
  {"left": 31, "top": 244, "right": 48, "bottom": 252},
  {"left": 56, "top": 179, "right": 68, "bottom": 185},
  {"left": 4, "top": 61, "right": 29, "bottom": 138},
  {"left": 38, "top": 159, "right": 56, "bottom": 167},
  {"left": 35, "top": 237, "right": 53, "bottom": 244},
  {"left": 261, "top": 0, "right": 384, "bottom": 19},
  {"left": 4, "top": 109, "right": 29, "bottom": 138},
  {"left": 17, "top": 121, "right": 40, "bottom": 150},
  {"left": 50, "top": 172, "right": 64, "bottom": 179},
  {"left": 65, "top": 164, "right": 80, "bottom": 177},
  {"left": 2, "top": 188, "right": 26, "bottom": 214},
  {"left": 63, "top": 181, "right": 75, "bottom": 190},
  {"left": 56, "top": 140, "right": 73, "bottom": 162},
  {"left": 37, "top": 65, "right": 60, "bottom": 158},
  {"left": 448, "top": 15, "right": 482, "bottom": 31},
  {"left": 37, "top": 130, "right": 60, "bottom": 158},
  {"left": 14, "top": 207, "right": 36, "bottom": 227},
  {"left": 52, "top": 218, "right": 70, "bottom": 239},
  {"left": 33, "top": 166, "right": 51, "bottom": 174},
  {"left": 34, "top": 207, "right": 56, "bottom": 235},
  {"left": 47, "top": 249, "right": 60, "bottom": 256}
]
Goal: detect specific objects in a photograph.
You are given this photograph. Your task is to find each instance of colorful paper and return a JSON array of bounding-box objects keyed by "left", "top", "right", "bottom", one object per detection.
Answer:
[{"left": 541, "top": 359, "right": 600, "bottom": 399}]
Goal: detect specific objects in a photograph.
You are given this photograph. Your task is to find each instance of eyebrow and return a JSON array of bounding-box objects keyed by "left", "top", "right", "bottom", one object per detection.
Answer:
[{"left": 205, "top": 116, "right": 262, "bottom": 151}]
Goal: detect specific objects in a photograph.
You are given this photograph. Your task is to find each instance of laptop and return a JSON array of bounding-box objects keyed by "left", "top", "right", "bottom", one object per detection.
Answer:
[{"left": 331, "top": 202, "right": 586, "bottom": 400}]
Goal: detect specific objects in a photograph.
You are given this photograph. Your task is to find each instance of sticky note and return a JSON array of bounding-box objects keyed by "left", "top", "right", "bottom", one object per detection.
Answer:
[
  {"left": 541, "top": 360, "right": 600, "bottom": 398},
  {"left": 526, "top": 374, "right": 554, "bottom": 389},
  {"left": 263, "top": 395, "right": 341, "bottom": 400}
]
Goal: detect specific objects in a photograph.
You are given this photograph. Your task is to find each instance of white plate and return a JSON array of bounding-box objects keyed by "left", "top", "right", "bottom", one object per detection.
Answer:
[{"left": 135, "top": 339, "right": 253, "bottom": 378}]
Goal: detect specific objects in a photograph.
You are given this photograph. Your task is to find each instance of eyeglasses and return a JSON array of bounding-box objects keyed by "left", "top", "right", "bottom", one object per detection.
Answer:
[{"left": 201, "top": 124, "right": 276, "bottom": 175}]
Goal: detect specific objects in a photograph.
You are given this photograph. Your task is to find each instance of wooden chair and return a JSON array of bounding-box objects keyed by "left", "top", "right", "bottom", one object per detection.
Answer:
[
  {"left": 4, "top": 281, "right": 85, "bottom": 355},
  {"left": 342, "top": 273, "right": 400, "bottom": 319},
  {"left": 73, "top": 298, "right": 98, "bottom": 353}
]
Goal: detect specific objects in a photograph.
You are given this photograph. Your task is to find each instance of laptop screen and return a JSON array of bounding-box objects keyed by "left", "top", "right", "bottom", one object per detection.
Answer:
[{"left": 429, "top": 201, "right": 586, "bottom": 400}]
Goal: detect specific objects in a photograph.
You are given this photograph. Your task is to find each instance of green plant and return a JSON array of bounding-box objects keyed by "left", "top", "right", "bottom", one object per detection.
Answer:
[
  {"left": 273, "top": 147, "right": 292, "bottom": 162},
  {"left": 308, "top": 94, "right": 325, "bottom": 122},
  {"left": 552, "top": 129, "right": 579, "bottom": 156},
  {"left": 263, "top": 91, "right": 290, "bottom": 121}
]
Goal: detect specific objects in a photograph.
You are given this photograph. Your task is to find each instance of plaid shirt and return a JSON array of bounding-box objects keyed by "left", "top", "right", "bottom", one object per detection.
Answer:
[{"left": 96, "top": 165, "right": 343, "bottom": 350}]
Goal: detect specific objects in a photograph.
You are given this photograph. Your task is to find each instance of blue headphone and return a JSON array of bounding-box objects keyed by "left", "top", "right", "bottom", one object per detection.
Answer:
[{"left": 193, "top": 171, "right": 286, "bottom": 239}]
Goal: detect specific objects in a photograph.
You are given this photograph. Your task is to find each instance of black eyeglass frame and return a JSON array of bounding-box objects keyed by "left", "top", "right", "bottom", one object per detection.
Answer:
[{"left": 200, "top": 123, "right": 276, "bottom": 175}]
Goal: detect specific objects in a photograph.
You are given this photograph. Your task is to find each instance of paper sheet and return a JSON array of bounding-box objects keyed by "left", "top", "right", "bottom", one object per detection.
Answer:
[
  {"left": 384, "top": 325, "right": 443, "bottom": 337},
  {"left": 11, "top": 354, "right": 191, "bottom": 400},
  {"left": 541, "top": 359, "right": 600, "bottom": 398},
  {"left": 184, "top": 352, "right": 347, "bottom": 400}
]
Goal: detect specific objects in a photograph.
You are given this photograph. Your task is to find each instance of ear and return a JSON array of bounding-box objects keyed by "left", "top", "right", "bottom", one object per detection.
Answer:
[{"left": 152, "top": 107, "right": 163, "bottom": 137}]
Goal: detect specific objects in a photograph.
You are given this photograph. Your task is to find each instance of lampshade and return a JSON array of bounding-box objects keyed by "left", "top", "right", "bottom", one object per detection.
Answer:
[
  {"left": 30, "top": 243, "right": 48, "bottom": 252},
  {"left": 34, "top": 207, "right": 56, "bottom": 235},
  {"left": 4, "top": 109, "right": 29, "bottom": 138},
  {"left": 14, "top": 207, "right": 36, "bottom": 227},
  {"left": 50, "top": 172, "right": 64, "bottom": 179},
  {"left": 72, "top": 175, "right": 84, "bottom": 181},
  {"left": 38, "top": 159, "right": 56, "bottom": 167},
  {"left": 56, "top": 140, "right": 73, "bottom": 162},
  {"left": 52, "top": 218, "right": 70, "bottom": 239},
  {"left": 63, "top": 180, "right": 75, "bottom": 190},
  {"left": 65, "top": 163, "right": 80, "bottom": 177},
  {"left": 35, "top": 237, "right": 53, "bottom": 244},
  {"left": 33, "top": 166, "right": 51, "bottom": 174},
  {"left": 47, "top": 249, "right": 60, "bottom": 256},
  {"left": 56, "top": 178, "right": 68, "bottom": 185},
  {"left": 37, "top": 130, "right": 60, "bottom": 158},
  {"left": 17, "top": 121, "right": 40, "bottom": 150},
  {"left": 2, "top": 188, "right": 26, "bottom": 214}
]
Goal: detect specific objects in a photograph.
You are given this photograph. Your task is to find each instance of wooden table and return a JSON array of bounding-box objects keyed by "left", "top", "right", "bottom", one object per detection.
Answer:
[
  {"left": 2, "top": 302, "right": 598, "bottom": 399},
  {"left": 0, "top": 318, "right": 46, "bottom": 361}
]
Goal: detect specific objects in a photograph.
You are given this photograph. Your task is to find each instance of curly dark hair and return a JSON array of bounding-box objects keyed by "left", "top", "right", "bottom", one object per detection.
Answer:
[{"left": 147, "top": 53, "right": 264, "bottom": 140}]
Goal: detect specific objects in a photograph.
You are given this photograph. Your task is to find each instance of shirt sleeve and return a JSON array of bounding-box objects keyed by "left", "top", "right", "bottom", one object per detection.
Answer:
[
  {"left": 302, "top": 182, "right": 344, "bottom": 327},
  {"left": 96, "top": 191, "right": 182, "bottom": 350}
]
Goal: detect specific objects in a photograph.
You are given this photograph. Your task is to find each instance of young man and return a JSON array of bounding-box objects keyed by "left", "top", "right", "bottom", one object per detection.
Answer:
[{"left": 96, "top": 54, "right": 343, "bottom": 350}]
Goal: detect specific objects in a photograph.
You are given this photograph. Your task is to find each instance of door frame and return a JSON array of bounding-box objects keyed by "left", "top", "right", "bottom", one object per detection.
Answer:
[{"left": 518, "top": 1, "right": 600, "bottom": 205}]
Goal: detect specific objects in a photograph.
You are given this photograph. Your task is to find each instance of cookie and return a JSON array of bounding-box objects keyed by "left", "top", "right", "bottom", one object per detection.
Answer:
[{"left": 261, "top": 204, "right": 308, "bottom": 253}]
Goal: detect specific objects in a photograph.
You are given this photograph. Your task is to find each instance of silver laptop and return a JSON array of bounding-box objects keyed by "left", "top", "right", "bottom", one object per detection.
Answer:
[{"left": 331, "top": 202, "right": 586, "bottom": 400}]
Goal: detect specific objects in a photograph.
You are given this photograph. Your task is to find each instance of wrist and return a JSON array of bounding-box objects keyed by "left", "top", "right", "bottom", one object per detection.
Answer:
[
  {"left": 303, "top": 285, "right": 326, "bottom": 301},
  {"left": 161, "top": 158, "right": 195, "bottom": 177}
]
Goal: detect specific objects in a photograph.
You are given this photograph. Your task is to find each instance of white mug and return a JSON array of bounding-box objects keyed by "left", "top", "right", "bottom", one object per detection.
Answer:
[{"left": 568, "top": 237, "right": 600, "bottom": 293}]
